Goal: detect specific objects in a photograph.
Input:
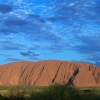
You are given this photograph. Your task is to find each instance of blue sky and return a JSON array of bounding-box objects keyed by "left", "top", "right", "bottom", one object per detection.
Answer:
[{"left": 0, "top": 0, "right": 100, "bottom": 66}]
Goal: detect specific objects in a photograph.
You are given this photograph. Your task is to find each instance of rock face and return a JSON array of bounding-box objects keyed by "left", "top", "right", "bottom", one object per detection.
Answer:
[{"left": 0, "top": 60, "right": 100, "bottom": 87}]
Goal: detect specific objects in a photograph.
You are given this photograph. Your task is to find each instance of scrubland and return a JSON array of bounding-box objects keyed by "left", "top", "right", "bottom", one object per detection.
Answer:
[{"left": 0, "top": 84, "right": 100, "bottom": 100}]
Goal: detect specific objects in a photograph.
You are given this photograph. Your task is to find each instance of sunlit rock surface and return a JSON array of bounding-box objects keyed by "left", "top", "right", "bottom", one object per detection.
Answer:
[{"left": 0, "top": 60, "right": 100, "bottom": 87}]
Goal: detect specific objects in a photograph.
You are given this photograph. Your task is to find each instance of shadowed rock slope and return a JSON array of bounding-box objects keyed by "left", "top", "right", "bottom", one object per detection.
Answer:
[{"left": 0, "top": 60, "right": 100, "bottom": 87}]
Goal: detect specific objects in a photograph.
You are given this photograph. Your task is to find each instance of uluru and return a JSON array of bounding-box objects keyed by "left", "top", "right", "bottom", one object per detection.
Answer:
[{"left": 0, "top": 60, "right": 100, "bottom": 87}]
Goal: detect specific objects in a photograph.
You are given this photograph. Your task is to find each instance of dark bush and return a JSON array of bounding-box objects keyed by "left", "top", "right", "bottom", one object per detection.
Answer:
[{"left": 0, "top": 94, "right": 9, "bottom": 100}]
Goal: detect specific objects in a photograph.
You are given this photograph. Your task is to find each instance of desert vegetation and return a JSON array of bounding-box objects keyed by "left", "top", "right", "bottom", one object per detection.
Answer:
[{"left": 0, "top": 84, "right": 100, "bottom": 100}]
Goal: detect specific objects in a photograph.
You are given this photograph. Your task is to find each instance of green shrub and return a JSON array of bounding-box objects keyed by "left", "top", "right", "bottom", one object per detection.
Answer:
[
  {"left": 30, "top": 84, "right": 81, "bottom": 100},
  {"left": 7, "top": 86, "right": 26, "bottom": 100}
]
